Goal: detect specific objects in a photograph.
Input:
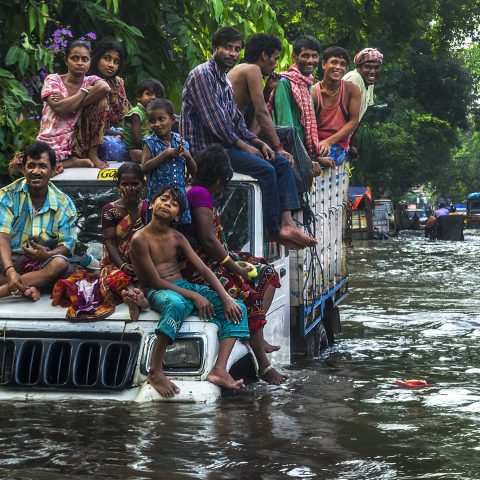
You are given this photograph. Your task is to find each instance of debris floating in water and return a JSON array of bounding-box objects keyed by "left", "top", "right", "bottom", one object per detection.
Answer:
[{"left": 395, "top": 379, "right": 434, "bottom": 389}]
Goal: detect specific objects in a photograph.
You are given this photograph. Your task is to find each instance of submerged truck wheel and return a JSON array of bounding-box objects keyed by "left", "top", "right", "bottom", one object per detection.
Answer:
[
  {"left": 305, "top": 321, "right": 329, "bottom": 358},
  {"left": 322, "top": 301, "right": 341, "bottom": 347}
]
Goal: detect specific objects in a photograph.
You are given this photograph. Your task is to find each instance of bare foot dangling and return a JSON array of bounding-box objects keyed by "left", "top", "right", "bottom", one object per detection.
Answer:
[
  {"left": 264, "top": 340, "right": 281, "bottom": 353},
  {"left": 278, "top": 225, "right": 317, "bottom": 248},
  {"left": 259, "top": 364, "right": 288, "bottom": 385},
  {"left": 207, "top": 367, "right": 245, "bottom": 390},
  {"left": 148, "top": 370, "right": 180, "bottom": 398}
]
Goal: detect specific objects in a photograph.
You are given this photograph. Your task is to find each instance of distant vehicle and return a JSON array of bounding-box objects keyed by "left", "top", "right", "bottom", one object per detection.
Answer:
[
  {"left": 374, "top": 199, "right": 394, "bottom": 231},
  {"left": 402, "top": 206, "right": 428, "bottom": 230},
  {"left": 466, "top": 193, "right": 480, "bottom": 228},
  {"left": 349, "top": 186, "right": 374, "bottom": 240},
  {"left": 455, "top": 203, "right": 467, "bottom": 215}
]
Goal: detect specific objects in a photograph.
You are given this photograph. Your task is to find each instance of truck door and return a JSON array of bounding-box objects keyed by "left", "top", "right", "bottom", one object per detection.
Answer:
[{"left": 261, "top": 242, "right": 290, "bottom": 366}]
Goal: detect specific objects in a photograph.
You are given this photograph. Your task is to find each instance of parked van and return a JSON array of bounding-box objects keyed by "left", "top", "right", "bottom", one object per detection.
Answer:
[{"left": 0, "top": 162, "right": 349, "bottom": 403}]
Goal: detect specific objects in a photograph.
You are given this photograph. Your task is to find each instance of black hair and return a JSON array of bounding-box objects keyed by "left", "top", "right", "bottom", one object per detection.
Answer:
[
  {"left": 244, "top": 34, "right": 282, "bottom": 63},
  {"left": 193, "top": 144, "right": 233, "bottom": 187},
  {"left": 212, "top": 27, "right": 244, "bottom": 50},
  {"left": 116, "top": 162, "right": 145, "bottom": 185},
  {"left": 136, "top": 78, "right": 165, "bottom": 98},
  {"left": 322, "top": 46, "right": 350, "bottom": 63},
  {"left": 293, "top": 35, "right": 321, "bottom": 55},
  {"left": 89, "top": 37, "right": 125, "bottom": 77},
  {"left": 23, "top": 141, "right": 56, "bottom": 168},
  {"left": 152, "top": 185, "right": 186, "bottom": 218},
  {"left": 65, "top": 39, "right": 92, "bottom": 58},
  {"left": 146, "top": 98, "right": 175, "bottom": 116}
]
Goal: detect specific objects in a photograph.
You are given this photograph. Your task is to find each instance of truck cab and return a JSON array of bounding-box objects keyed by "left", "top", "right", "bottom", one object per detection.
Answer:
[{"left": 0, "top": 161, "right": 349, "bottom": 402}]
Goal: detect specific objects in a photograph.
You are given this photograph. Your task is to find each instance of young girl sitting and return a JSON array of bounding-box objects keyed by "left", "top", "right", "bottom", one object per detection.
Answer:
[
  {"left": 123, "top": 78, "right": 165, "bottom": 163},
  {"left": 100, "top": 162, "right": 150, "bottom": 321},
  {"left": 142, "top": 99, "right": 197, "bottom": 225}
]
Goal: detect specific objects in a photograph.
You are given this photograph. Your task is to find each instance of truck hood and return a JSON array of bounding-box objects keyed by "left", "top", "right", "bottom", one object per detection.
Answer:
[{"left": 0, "top": 294, "right": 160, "bottom": 321}]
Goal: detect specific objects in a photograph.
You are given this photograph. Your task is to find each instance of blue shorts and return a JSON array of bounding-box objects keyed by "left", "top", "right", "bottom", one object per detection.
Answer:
[{"left": 146, "top": 279, "right": 250, "bottom": 343}]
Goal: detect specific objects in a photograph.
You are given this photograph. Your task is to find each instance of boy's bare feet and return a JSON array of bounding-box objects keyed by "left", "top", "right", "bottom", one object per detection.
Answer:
[
  {"left": 264, "top": 340, "right": 281, "bottom": 353},
  {"left": 23, "top": 286, "right": 41, "bottom": 301},
  {"left": 207, "top": 367, "right": 245, "bottom": 390},
  {"left": 122, "top": 290, "right": 140, "bottom": 321},
  {"left": 259, "top": 364, "right": 288, "bottom": 385},
  {"left": 121, "top": 288, "right": 150, "bottom": 322},
  {"left": 132, "top": 288, "right": 149, "bottom": 309},
  {"left": 148, "top": 369, "right": 180, "bottom": 398}
]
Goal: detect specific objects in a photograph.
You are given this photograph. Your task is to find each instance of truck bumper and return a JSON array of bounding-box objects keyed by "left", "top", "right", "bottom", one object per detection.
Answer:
[{"left": 0, "top": 380, "right": 221, "bottom": 403}]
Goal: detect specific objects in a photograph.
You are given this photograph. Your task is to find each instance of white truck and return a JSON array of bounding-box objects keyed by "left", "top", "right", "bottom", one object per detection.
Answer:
[{"left": 0, "top": 161, "right": 349, "bottom": 403}]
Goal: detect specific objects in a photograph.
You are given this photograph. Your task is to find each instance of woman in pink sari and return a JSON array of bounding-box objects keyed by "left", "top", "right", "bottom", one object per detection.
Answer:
[{"left": 9, "top": 40, "right": 110, "bottom": 178}]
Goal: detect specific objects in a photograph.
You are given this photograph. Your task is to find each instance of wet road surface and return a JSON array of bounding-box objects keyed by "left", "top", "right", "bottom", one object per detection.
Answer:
[{"left": 1, "top": 230, "right": 479, "bottom": 479}]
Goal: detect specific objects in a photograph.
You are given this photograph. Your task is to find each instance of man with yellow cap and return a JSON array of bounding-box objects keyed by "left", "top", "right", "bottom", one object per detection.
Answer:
[{"left": 343, "top": 47, "right": 383, "bottom": 121}]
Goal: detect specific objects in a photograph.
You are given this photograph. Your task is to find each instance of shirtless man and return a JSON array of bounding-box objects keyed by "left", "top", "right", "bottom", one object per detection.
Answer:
[
  {"left": 0, "top": 141, "right": 76, "bottom": 300},
  {"left": 129, "top": 185, "right": 251, "bottom": 398},
  {"left": 228, "top": 34, "right": 294, "bottom": 166}
]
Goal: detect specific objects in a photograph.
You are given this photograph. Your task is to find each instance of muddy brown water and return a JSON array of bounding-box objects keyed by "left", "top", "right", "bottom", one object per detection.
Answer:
[{"left": 1, "top": 230, "right": 480, "bottom": 479}]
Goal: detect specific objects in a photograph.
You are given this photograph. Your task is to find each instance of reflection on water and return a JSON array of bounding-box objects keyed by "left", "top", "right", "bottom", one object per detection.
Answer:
[{"left": 1, "top": 231, "right": 480, "bottom": 479}]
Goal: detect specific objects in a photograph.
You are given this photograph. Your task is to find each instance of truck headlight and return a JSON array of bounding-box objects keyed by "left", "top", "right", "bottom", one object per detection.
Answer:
[
  {"left": 164, "top": 339, "right": 203, "bottom": 369},
  {"left": 141, "top": 335, "right": 204, "bottom": 375}
]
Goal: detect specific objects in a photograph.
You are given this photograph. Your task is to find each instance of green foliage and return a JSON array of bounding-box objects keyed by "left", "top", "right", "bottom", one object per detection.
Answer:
[{"left": 1, "top": 0, "right": 479, "bottom": 200}]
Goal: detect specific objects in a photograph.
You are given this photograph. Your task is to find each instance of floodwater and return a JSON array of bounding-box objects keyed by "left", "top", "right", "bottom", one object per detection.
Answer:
[{"left": 1, "top": 230, "right": 480, "bottom": 479}]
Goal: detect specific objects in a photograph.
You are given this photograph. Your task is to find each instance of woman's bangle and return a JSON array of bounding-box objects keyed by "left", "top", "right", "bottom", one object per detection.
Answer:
[
  {"left": 80, "top": 87, "right": 90, "bottom": 95},
  {"left": 4, "top": 265, "right": 14, "bottom": 275},
  {"left": 119, "top": 262, "right": 128, "bottom": 271},
  {"left": 219, "top": 255, "right": 230, "bottom": 265}
]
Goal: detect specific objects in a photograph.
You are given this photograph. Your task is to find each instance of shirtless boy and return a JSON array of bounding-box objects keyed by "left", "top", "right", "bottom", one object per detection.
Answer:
[
  {"left": 129, "top": 185, "right": 250, "bottom": 398},
  {"left": 228, "top": 34, "right": 294, "bottom": 165}
]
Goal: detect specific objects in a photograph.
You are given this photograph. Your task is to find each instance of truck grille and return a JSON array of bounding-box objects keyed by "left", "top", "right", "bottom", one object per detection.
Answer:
[{"left": 0, "top": 333, "right": 140, "bottom": 391}]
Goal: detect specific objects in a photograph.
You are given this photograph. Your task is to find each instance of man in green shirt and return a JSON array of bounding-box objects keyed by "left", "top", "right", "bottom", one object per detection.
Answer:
[{"left": 271, "top": 35, "right": 328, "bottom": 173}]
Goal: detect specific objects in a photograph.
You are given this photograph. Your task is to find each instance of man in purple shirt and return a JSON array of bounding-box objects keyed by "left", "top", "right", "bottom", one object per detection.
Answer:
[{"left": 180, "top": 27, "right": 316, "bottom": 249}]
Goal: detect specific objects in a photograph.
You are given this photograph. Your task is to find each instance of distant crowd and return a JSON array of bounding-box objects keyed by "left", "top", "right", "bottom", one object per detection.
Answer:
[{"left": 0, "top": 27, "right": 383, "bottom": 397}]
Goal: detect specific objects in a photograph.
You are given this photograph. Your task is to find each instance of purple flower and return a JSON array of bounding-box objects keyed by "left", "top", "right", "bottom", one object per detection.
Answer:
[{"left": 86, "top": 32, "right": 96, "bottom": 40}]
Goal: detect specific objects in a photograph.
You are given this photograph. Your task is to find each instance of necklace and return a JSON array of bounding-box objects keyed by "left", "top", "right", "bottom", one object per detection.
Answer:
[{"left": 320, "top": 81, "right": 340, "bottom": 97}]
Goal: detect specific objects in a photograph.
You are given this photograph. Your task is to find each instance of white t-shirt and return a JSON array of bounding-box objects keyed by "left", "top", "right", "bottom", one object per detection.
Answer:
[{"left": 343, "top": 69, "right": 374, "bottom": 120}]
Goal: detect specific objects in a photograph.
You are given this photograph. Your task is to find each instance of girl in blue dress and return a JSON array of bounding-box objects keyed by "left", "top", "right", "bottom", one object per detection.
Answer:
[{"left": 142, "top": 99, "right": 197, "bottom": 224}]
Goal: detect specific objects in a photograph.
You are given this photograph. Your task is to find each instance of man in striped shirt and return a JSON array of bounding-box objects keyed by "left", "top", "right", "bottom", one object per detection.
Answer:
[
  {"left": 180, "top": 27, "right": 316, "bottom": 249},
  {"left": 0, "top": 141, "right": 76, "bottom": 300}
]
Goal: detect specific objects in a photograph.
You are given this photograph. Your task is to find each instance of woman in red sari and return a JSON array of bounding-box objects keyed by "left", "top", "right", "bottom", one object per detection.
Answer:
[
  {"left": 71, "top": 38, "right": 131, "bottom": 168},
  {"left": 180, "top": 144, "right": 288, "bottom": 385},
  {"left": 100, "top": 162, "right": 149, "bottom": 320}
]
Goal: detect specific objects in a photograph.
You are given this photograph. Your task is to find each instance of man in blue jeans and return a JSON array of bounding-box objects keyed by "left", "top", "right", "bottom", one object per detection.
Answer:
[{"left": 180, "top": 27, "right": 316, "bottom": 249}]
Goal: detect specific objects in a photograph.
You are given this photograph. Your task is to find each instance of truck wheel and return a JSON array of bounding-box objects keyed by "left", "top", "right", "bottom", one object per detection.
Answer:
[
  {"left": 323, "top": 301, "right": 341, "bottom": 346},
  {"left": 305, "top": 321, "right": 329, "bottom": 358}
]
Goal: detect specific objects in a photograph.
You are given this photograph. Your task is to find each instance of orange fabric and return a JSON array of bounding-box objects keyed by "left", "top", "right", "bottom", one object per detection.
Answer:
[{"left": 51, "top": 269, "right": 129, "bottom": 320}]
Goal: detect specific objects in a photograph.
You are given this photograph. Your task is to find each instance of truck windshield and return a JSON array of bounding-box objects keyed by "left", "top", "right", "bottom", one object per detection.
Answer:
[
  {"left": 469, "top": 200, "right": 480, "bottom": 212},
  {"left": 54, "top": 181, "right": 254, "bottom": 252}
]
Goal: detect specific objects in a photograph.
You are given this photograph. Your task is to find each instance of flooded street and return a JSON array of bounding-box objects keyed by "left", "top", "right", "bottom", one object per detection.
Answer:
[{"left": 1, "top": 231, "right": 480, "bottom": 479}]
